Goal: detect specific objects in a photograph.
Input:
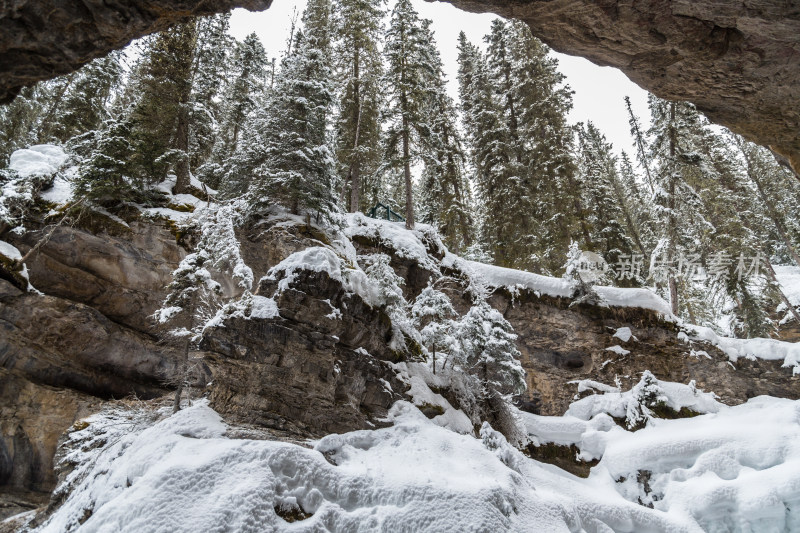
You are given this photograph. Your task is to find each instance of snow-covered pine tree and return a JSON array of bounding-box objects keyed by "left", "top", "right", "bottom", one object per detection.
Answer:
[
  {"left": 415, "top": 23, "right": 474, "bottom": 254},
  {"left": 332, "top": 0, "right": 384, "bottom": 213},
  {"left": 0, "top": 86, "right": 43, "bottom": 166},
  {"left": 361, "top": 253, "right": 412, "bottom": 349},
  {"left": 202, "top": 33, "right": 269, "bottom": 193},
  {"left": 456, "top": 302, "right": 526, "bottom": 396},
  {"left": 506, "top": 20, "right": 583, "bottom": 273},
  {"left": 561, "top": 241, "right": 608, "bottom": 307},
  {"left": 625, "top": 95, "right": 655, "bottom": 195},
  {"left": 576, "top": 121, "right": 637, "bottom": 280},
  {"left": 457, "top": 31, "right": 518, "bottom": 268},
  {"left": 188, "top": 14, "right": 234, "bottom": 176},
  {"left": 73, "top": 118, "right": 137, "bottom": 204},
  {"left": 43, "top": 53, "right": 123, "bottom": 145},
  {"left": 646, "top": 96, "right": 708, "bottom": 316},
  {"left": 690, "top": 122, "right": 775, "bottom": 335},
  {"left": 383, "top": 0, "right": 438, "bottom": 229},
  {"left": 618, "top": 150, "right": 656, "bottom": 256},
  {"left": 155, "top": 203, "right": 252, "bottom": 413},
  {"left": 411, "top": 285, "right": 457, "bottom": 373},
  {"left": 156, "top": 248, "right": 221, "bottom": 413},
  {"left": 126, "top": 21, "right": 198, "bottom": 193},
  {"left": 735, "top": 136, "right": 800, "bottom": 269},
  {"left": 244, "top": 0, "right": 336, "bottom": 217}
]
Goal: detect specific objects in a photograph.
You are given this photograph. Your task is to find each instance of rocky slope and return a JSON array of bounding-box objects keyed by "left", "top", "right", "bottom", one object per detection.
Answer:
[
  {"left": 1, "top": 203, "right": 798, "bottom": 523},
  {"left": 2, "top": 1, "right": 799, "bottom": 172}
]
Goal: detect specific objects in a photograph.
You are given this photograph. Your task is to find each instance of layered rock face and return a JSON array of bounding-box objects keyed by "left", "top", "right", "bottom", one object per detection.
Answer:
[
  {"left": 489, "top": 290, "right": 797, "bottom": 416},
  {"left": 0, "top": 218, "right": 185, "bottom": 495},
  {"left": 2, "top": 212, "right": 799, "bottom": 511},
  {"left": 2, "top": 1, "right": 799, "bottom": 171},
  {"left": 203, "top": 270, "right": 405, "bottom": 436}
]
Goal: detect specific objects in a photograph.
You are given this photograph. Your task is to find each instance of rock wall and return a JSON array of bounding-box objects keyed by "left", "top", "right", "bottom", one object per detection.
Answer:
[
  {"left": 203, "top": 269, "right": 406, "bottom": 437},
  {"left": 0, "top": 0, "right": 271, "bottom": 103},
  {"left": 0, "top": 217, "right": 186, "bottom": 495},
  {"left": 1, "top": 211, "right": 798, "bottom": 508},
  {"left": 489, "top": 290, "right": 798, "bottom": 416}
]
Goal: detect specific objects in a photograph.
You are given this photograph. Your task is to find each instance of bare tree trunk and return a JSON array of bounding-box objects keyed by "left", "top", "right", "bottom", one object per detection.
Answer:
[
  {"left": 667, "top": 102, "right": 679, "bottom": 315},
  {"left": 173, "top": 105, "right": 191, "bottom": 194},
  {"left": 403, "top": 120, "right": 414, "bottom": 229},
  {"left": 172, "top": 21, "right": 198, "bottom": 195},
  {"left": 349, "top": 51, "right": 363, "bottom": 213},
  {"left": 172, "top": 337, "right": 190, "bottom": 414},
  {"left": 173, "top": 292, "right": 196, "bottom": 413}
]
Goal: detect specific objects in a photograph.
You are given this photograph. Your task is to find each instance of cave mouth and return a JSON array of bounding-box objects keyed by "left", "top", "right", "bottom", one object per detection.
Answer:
[{"left": 1, "top": 0, "right": 799, "bottom": 169}]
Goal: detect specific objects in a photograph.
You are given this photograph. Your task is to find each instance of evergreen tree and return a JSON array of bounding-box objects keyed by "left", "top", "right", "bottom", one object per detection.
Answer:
[
  {"left": 459, "top": 21, "right": 578, "bottom": 273},
  {"left": 457, "top": 302, "right": 526, "bottom": 396},
  {"left": 457, "top": 32, "right": 516, "bottom": 267},
  {"left": 416, "top": 23, "right": 473, "bottom": 253},
  {"left": 189, "top": 14, "right": 234, "bottom": 175},
  {"left": 646, "top": 96, "right": 708, "bottom": 316},
  {"left": 73, "top": 118, "right": 137, "bottom": 204},
  {"left": 576, "top": 122, "right": 637, "bottom": 276},
  {"left": 411, "top": 285, "right": 457, "bottom": 373},
  {"left": 0, "top": 86, "right": 42, "bottom": 165},
  {"left": 332, "top": 0, "right": 384, "bottom": 213},
  {"left": 506, "top": 20, "right": 582, "bottom": 272},
  {"left": 383, "top": 0, "right": 438, "bottom": 229},
  {"left": 243, "top": 0, "right": 336, "bottom": 216},
  {"left": 618, "top": 151, "right": 656, "bottom": 255},
  {"left": 207, "top": 33, "right": 269, "bottom": 195},
  {"left": 43, "top": 53, "right": 123, "bottom": 144},
  {"left": 127, "top": 21, "right": 198, "bottom": 193}
]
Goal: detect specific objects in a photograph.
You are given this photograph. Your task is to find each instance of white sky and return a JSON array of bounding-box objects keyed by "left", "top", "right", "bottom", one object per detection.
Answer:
[{"left": 229, "top": 0, "right": 652, "bottom": 157}]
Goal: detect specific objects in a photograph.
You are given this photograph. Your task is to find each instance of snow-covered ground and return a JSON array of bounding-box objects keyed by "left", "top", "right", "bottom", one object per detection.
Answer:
[{"left": 25, "top": 386, "right": 800, "bottom": 533}]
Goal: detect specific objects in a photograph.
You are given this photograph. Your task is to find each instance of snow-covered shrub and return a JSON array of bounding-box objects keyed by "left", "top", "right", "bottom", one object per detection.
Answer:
[
  {"left": 411, "top": 285, "right": 457, "bottom": 373},
  {"left": 566, "top": 370, "right": 721, "bottom": 430},
  {"left": 562, "top": 241, "right": 608, "bottom": 307},
  {"left": 1, "top": 145, "right": 69, "bottom": 232},
  {"left": 456, "top": 302, "right": 526, "bottom": 396},
  {"left": 360, "top": 252, "right": 418, "bottom": 350}
]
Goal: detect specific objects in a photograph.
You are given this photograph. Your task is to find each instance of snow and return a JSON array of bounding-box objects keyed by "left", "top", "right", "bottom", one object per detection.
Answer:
[
  {"left": 0, "top": 240, "right": 22, "bottom": 260},
  {"left": 35, "top": 388, "right": 800, "bottom": 533},
  {"left": 447, "top": 255, "right": 573, "bottom": 298},
  {"left": 249, "top": 295, "right": 279, "bottom": 319},
  {"left": 612, "top": 326, "right": 633, "bottom": 343},
  {"left": 344, "top": 213, "right": 441, "bottom": 271},
  {"left": 443, "top": 254, "right": 674, "bottom": 316},
  {"left": 774, "top": 265, "right": 800, "bottom": 308},
  {"left": 265, "top": 245, "right": 377, "bottom": 306},
  {"left": 605, "top": 345, "right": 630, "bottom": 355},
  {"left": 688, "top": 324, "right": 800, "bottom": 375},
  {"left": 595, "top": 286, "right": 673, "bottom": 316},
  {"left": 141, "top": 207, "right": 196, "bottom": 224},
  {"left": 8, "top": 145, "right": 68, "bottom": 177},
  {"left": 392, "top": 362, "right": 474, "bottom": 435},
  {"left": 40, "top": 172, "right": 75, "bottom": 205},
  {"left": 592, "top": 396, "right": 800, "bottom": 530},
  {"left": 565, "top": 372, "right": 722, "bottom": 431}
]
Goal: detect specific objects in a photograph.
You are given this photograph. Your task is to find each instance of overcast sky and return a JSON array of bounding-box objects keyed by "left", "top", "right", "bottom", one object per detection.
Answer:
[{"left": 229, "top": 0, "right": 652, "bottom": 158}]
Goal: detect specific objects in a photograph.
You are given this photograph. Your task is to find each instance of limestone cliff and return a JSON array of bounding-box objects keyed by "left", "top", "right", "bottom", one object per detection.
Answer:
[{"left": 1, "top": 208, "right": 798, "bottom": 521}]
